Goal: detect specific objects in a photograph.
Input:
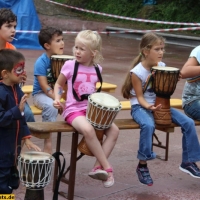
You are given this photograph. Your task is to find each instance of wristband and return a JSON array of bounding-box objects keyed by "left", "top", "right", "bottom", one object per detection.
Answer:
[{"left": 46, "top": 87, "right": 52, "bottom": 93}]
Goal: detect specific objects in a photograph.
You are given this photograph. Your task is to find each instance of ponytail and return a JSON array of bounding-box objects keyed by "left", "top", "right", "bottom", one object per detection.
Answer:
[{"left": 121, "top": 54, "right": 142, "bottom": 99}]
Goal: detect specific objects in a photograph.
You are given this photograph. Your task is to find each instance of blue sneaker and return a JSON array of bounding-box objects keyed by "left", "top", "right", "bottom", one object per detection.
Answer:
[
  {"left": 136, "top": 166, "right": 153, "bottom": 186},
  {"left": 179, "top": 162, "right": 200, "bottom": 178}
]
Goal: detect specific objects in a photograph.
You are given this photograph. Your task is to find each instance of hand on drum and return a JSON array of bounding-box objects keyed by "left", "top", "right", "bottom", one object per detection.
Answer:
[
  {"left": 148, "top": 104, "right": 162, "bottom": 111},
  {"left": 23, "top": 138, "right": 41, "bottom": 151},
  {"left": 178, "top": 73, "right": 182, "bottom": 81}
]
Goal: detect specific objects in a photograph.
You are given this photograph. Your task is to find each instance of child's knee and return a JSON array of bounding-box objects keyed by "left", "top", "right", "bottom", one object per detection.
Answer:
[
  {"left": 82, "top": 125, "right": 96, "bottom": 139},
  {"left": 43, "top": 104, "right": 58, "bottom": 121}
]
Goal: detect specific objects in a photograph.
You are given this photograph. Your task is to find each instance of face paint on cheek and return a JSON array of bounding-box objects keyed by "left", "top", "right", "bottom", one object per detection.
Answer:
[{"left": 13, "top": 62, "right": 25, "bottom": 77}]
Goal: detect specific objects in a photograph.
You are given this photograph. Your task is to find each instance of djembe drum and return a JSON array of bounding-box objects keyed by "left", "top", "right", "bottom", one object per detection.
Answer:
[
  {"left": 51, "top": 55, "right": 75, "bottom": 100},
  {"left": 18, "top": 151, "right": 55, "bottom": 189},
  {"left": 78, "top": 92, "right": 121, "bottom": 156},
  {"left": 18, "top": 151, "right": 55, "bottom": 200},
  {"left": 151, "top": 66, "right": 180, "bottom": 125}
]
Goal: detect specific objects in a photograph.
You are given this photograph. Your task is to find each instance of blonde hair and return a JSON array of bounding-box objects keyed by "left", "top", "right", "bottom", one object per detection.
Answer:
[
  {"left": 121, "top": 32, "right": 165, "bottom": 99},
  {"left": 73, "top": 30, "right": 103, "bottom": 64}
]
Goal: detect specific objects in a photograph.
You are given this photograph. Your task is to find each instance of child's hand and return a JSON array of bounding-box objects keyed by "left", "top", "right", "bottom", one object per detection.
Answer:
[
  {"left": 148, "top": 104, "right": 162, "bottom": 111},
  {"left": 53, "top": 99, "right": 63, "bottom": 109},
  {"left": 19, "top": 94, "right": 27, "bottom": 112},
  {"left": 24, "top": 138, "right": 41, "bottom": 151},
  {"left": 178, "top": 73, "right": 182, "bottom": 81},
  {"left": 20, "top": 71, "right": 27, "bottom": 86}
]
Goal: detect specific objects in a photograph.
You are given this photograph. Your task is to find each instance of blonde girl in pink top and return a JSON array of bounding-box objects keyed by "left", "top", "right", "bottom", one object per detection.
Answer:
[{"left": 53, "top": 30, "right": 119, "bottom": 188}]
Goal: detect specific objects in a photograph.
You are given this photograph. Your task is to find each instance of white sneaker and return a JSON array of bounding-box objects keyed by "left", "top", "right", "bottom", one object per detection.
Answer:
[
  {"left": 103, "top": 174, "right": 114, "bottom": 188},
  {"left": 88, "top": 166, "right": 108, "bottom": 181}
]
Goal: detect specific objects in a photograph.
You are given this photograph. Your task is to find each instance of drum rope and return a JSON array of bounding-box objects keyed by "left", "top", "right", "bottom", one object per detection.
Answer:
[{"left": 18, "top": 158, "right": 54, "bottom": 189}]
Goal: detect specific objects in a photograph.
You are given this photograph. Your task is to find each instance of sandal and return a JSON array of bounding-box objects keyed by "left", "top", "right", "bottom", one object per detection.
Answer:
[
  {"left": 103, "top": 167, "right": 114, "bottom": 188},
  {"left": 88, "top": 166, "right": 108, "bottom": 181}
]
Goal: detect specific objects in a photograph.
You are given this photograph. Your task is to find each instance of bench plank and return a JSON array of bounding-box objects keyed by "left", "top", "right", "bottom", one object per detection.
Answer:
[
  {"left": 28, "top": 119, "right": 200, "bottom": 134},
  {"left": 120, "top": 99, "right": 183, "bottom": 110},
  {"left": 27, "top": 118, "right": 189, "bottom": 140}
]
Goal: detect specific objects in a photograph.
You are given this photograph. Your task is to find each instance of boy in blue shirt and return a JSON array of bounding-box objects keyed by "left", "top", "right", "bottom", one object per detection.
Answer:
[{"left": 33, "top": 27, "right": 64, "bottom": 153}]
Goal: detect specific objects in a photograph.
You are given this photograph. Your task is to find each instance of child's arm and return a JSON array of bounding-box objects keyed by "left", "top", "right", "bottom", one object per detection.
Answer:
[
  {"left": 37, "top": 76, "right": 54, "bottom": 99},
  {"left": 53, "top": 73, "right": 67, "bottom": 110},
  {"left": 181, "top": 57, "right": 199, "bottom": 79},
  {"left": 131, "top": 73, "right": 162, "bottom": 111},
  {"left": 0, "top": 95, "right": 27, "bottom": 126},
  {"left": 22, "top": 137, "right": 41, "bottom": 151}
]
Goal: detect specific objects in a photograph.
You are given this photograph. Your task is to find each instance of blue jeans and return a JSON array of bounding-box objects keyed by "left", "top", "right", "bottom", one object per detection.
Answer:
[
  {"left": 24, "top": 102, "right": 35, "bottom": 122},
  {"left": 183, "top": 100, "right": 200, "bottom": 120},
  {"left": 33, "top": 92, "right": 58, "bottom": 122},
  {"left": 131, "top": 104, "right": 200, "bottom": 162}
]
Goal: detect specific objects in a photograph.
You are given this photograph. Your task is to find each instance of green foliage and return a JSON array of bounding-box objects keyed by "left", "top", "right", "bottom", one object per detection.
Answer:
[{"left": 54, "top": 0, "right": 200, "bottom": 35}]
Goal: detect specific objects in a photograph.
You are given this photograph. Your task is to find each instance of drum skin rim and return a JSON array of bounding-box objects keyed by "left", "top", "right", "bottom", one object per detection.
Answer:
[
  {"left": 152, "top": 66, "right": 179, "bottom": 71},
  {"left": 51, "top": 55, "right": 75, "bottom": 59},
  {"left": 89, "top": 92, "right": 121, "bottom": 108},
  {"left": 19, "top": 151, "right": 53, "bottom": 160}
]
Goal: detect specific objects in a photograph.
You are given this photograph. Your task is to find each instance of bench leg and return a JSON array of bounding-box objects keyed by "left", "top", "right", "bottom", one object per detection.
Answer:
[
  {"left": 53, "top": 132, "right": 62, "bottom": 191},
  {"left": 56, "top": 131, "right": 79, "bottom": 200},
  {"left": 68, "top": 131, "right": 79, "bottom": 200},
  {"left": 152, "top": 132, "right": 169, "bottom": 161}
]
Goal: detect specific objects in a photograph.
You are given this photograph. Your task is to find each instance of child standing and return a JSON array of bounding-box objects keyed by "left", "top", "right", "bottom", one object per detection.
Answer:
[
  {"left": 53, "top": 30, "right": 119, "bottom": 188},
  {"left": 0, "top": 49, "right": 41, "bottom": 194},
  {"left": 33, "top": 27, "right": 64, "bottom": 154},
  {"left": 0, "top": 8, "right": 35, "bottom": 123},
  {"left": 121, "top": 32, "right": 200, "bottom": 186}
]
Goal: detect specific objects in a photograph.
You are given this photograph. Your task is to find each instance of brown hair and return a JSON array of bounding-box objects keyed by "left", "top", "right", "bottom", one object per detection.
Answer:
[
  {"left": 0, "top": 8, "right": 17, "bottom": 28},
  {"left": 38, "top": 27, "right": 63, "bottom": 50},
  {"left": 121, "top": 32, "right": 165, "bottom": 99},
  {"left": 0, "top": 49, "right": 25, "bottom": 74}
]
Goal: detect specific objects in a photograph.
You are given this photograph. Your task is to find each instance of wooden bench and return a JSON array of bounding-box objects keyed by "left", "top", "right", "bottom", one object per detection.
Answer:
[
  {"left": 27, "top": 118, "right": 199, "bottom": 199},
  {"left": 30, "top": 98, "right": 183, "bottom": 116},
  {"left": 120, "top": 99, "right": 183, "bottom": 110}
]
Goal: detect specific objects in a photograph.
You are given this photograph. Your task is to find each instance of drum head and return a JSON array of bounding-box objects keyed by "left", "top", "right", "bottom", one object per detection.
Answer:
[
  {"left": 51, "top": 55, "right": 75, "bottom": 60},
  {"left": 152, "top": 66, "right": 179, "bottom": 71},
  {"left": 89, "top": 92, "right": 120, "bottom": 108},
  {"left": 20, "top": 151, "right": 52, "bottom": 161}
]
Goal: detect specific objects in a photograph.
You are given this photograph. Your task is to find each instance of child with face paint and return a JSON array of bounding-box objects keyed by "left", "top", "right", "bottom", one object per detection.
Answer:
[
  {"left": 0, "top": 49, "right": 41, "bottom": 194},
  {"left": 32, "top": 27, "right": 64, "bottom": 154},
  {"left": 0, "top": 8, "right": 35, "bottom": 123}
]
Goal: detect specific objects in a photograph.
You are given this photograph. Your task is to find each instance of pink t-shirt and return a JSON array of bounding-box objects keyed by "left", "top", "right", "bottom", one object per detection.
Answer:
[{"left": 61, "top": 60, "right": 102, "bottom": 119}]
